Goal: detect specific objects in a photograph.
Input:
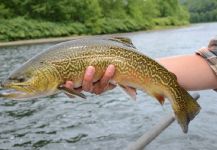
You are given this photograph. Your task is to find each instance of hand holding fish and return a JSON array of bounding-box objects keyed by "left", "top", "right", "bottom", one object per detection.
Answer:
[{"left": 64, "top": 65, "right": 119, "bottom": 95}]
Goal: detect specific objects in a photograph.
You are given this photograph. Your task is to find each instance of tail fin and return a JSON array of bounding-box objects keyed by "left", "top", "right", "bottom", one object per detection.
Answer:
[{"left": 173, "top": 92, "right": 201, "bottom": 133}]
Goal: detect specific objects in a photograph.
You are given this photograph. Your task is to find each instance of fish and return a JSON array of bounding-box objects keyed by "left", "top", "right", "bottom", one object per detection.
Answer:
[{"left": 0, "top": 36, "right": 200, "bottom": 133}]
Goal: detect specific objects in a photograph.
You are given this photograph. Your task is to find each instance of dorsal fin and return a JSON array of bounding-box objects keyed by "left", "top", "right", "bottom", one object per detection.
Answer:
[{"left": 110, "top": 36, "right": 136, "bottom": 48}]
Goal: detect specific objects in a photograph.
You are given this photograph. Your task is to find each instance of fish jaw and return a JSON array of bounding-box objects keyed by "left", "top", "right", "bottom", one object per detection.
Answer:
[
  {"left": 0, "top": 90, "right": 28, "bottom": 100},
  {"left": 0, "top": 82, "right": 32, "bottom": 100},
  {"left": 0, "top": 81, "right": 57, "bottom": 100},
  {"left": 0, "top": 83, "right": 31, "bottom": 100},
  {"left": 0, "top": 87, "right": 59, "bottom": 100}
]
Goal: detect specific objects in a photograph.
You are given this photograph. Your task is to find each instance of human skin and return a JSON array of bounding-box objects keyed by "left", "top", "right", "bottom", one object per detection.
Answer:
[
  {"left": 64, "top": 65, "right": 116, "bottom": 95},
  {"left": 64, "top": 48, "right": 217, "bottom": 95},
  {"left": 158, "top": 53, "right": 217, "bottom": 91}
]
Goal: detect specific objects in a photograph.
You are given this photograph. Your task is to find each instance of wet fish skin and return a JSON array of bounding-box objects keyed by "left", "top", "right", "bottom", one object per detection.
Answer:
[{"left": 0, "top": 36, "right": 201, "bottom": 133}]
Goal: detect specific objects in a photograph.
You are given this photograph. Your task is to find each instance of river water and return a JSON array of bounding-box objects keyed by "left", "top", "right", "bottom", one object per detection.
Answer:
[{"left": 0, "top": 23, "right": 217, "bottom": 150}]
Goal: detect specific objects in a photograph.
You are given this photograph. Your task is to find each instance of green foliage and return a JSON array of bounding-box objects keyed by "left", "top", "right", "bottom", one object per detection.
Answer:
[
  {"left": 0, "top": 3, "right": 12, "bottom": 19},
  {"left": 182, "top": 0, "right": 217, "bottom": 23},
  {"left": 0, "top": 0, "right": 189, "bottom": 41},
  {"left": 0, "top": 17, "right": 86, "bottom": 41}
]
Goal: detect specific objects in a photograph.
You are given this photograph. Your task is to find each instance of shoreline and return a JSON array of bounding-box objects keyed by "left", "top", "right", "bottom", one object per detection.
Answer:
[
  {"left": 0, "top": 36, "right": 88, "bottom": 48},
  {"left": 0, "top": 25, "right": 191, "bottom": 48}
]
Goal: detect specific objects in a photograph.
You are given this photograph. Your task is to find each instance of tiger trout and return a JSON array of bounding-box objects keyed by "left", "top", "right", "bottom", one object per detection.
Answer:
[{"left": 0, "top": 36, "right": 200, "bottom": 133}]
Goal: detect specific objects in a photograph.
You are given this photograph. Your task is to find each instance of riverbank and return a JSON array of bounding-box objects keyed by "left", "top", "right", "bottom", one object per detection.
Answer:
[
  {"left": 0, "top": 24, "right": 190, "bottom": 48},
  {"left": 0, "top": 36, "right": 87, "bottom": 48},
  {"left": 0, "top": 0, "right": 190, "bottom": 45},
  {"left": 0, "top": 14, "right": 189, "bottom": 44}
]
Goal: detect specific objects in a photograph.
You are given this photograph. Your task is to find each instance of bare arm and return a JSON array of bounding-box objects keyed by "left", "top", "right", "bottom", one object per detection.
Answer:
[{"left": 158, "top": 54, "right": 217, "bottom": 91}]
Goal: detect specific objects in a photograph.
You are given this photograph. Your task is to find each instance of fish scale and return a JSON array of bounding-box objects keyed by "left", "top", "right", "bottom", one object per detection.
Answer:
[{"left": 0, "top": 36, "right": 200, "bottom": 133}]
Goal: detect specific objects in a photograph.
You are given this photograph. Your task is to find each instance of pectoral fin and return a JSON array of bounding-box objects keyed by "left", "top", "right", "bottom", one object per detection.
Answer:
[
  {"left": 119, "top": 85, "right": 137, "bottom": 100},
  {"left": 58, "top": 85, "right": 86, "bottom": 99}
]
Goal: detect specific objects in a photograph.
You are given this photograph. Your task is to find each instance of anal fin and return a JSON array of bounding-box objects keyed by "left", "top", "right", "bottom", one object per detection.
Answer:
[
  {"left": 153, "top": 93, "right": 165, "bottom": 105},
  {"left": 58, "top": 85, "right": 86, "bottom": 99}
]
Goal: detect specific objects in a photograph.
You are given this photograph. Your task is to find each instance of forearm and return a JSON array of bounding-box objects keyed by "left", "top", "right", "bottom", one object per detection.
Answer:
[{"left": 158, "top": 54, "right": 217, "bottom": 91}]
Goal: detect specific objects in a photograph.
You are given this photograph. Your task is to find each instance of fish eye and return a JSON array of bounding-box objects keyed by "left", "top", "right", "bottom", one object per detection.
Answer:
[
  {"left": 8, "top": 77, "right": 14, "bottom": 80},
  {"left": 17, "top": 77, "right": 26, "bottom": 82}
]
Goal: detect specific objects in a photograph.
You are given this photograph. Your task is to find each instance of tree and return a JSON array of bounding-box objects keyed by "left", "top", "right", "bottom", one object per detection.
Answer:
[
  {"left": 0, "top": 3, "right": 11, "bottom": 19},
  {"left": 183, "top": 0, "right": 217, "bottom": 23}
]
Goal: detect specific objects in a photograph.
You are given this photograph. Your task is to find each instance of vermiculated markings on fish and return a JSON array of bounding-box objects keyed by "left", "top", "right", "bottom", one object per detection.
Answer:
[{"left": 0, "top": 36, "right": 201, "bottom": 133}]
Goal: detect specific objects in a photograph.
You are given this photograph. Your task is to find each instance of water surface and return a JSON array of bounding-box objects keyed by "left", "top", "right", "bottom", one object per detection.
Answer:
[{"left": 0, "top": 23, "right": 217, "bottom": 150}]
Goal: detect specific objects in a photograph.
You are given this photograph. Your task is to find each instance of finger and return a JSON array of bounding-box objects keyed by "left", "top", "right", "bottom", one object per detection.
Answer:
[
  {"left": 100, "top": 64, "right": 115, "bottom": 88},
  {"left": 64, "top": 81, "right": 83, "bottom": 92},
  {"left": 64, "top": 81, "right": 74, "bottom": 89},
  {"left": 82, "top": 66, "right": 95, "bottom": 92},
  {"left": 63, "top": 81, "right": 75, "bottom": 98}
]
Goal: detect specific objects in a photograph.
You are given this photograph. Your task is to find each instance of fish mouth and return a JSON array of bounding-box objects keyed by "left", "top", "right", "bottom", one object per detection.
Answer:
[
  {"left": 0, "top": 89, "right": 28, "bottom": 100},
  {"left": 0, "top": 82, "right": 33, "bottom": 100}
]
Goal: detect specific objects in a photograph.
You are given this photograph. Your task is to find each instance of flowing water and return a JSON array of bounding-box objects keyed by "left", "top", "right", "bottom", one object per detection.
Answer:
[{"left": 0, "top": 23, "right": 217, "bottom": 150}]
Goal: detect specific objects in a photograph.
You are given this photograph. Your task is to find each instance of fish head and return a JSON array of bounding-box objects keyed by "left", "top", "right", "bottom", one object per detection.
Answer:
[{"left": 0, "top": 62, "right": 59, "bottom": 100}]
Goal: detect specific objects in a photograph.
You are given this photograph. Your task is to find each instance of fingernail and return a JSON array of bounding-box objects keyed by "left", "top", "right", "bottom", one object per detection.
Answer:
[{"left": 108, "top": 65, "right": 115, "bottom": 72}]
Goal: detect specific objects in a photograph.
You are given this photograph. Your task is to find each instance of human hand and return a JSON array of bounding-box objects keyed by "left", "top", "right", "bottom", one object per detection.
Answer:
[{"left": 63, "top": 65, "right": 116, "bottom": 97}]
